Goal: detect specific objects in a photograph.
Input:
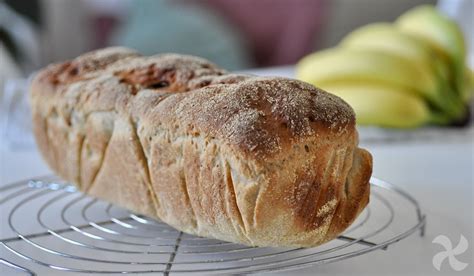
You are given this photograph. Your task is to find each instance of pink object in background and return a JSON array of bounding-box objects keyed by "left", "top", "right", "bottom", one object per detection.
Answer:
[
  {"left": 92, "top": 16, "right": 120, "bottom": 49},
  {"left": 203, "top": 0, "right": 326, "bottom": 67}
]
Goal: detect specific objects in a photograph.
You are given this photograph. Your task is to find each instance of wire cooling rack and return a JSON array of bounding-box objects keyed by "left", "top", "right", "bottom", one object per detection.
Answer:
[{"left": 0, "top": 176, "right": 426, "bottom": 275}]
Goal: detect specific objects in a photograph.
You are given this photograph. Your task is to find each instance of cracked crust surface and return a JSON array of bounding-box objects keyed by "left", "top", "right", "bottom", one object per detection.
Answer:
[{"left": 30, "top": 47, "right": 372, "bottom": 247}]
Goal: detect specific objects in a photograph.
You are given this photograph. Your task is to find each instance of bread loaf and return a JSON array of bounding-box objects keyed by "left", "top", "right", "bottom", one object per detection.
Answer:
[{"left": 29, "top": 47, "right": 372, "bottom": 247}]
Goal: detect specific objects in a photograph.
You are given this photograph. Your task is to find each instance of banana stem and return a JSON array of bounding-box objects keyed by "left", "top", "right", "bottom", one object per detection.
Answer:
[
  {"left": 432, "top": 79, "right": 466, "bottom": 121},
  {"left": 429, "top": 112, "right": 451, "bottom": 125}
]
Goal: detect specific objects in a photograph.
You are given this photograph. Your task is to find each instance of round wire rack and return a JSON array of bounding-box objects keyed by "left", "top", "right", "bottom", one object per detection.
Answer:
[{"left": 0, "top": 176, "right": 426, "bottom": 275}]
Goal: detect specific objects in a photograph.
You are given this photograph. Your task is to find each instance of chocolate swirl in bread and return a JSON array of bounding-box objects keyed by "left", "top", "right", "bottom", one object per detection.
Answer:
[{"left": 29, "top": 47, "right": 372, "bottom": 247}]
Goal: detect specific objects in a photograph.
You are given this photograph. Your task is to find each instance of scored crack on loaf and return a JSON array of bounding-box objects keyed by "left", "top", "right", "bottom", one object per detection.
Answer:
[{"left": 29, "top": 47, "right": 372, "bottom": 247}]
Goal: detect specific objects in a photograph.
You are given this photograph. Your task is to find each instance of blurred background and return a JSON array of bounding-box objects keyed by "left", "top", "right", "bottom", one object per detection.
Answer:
[
  {"left": 2, "top": 0, "right": 447, "bottom": 73},
  {"left": 1, "top": 0, "right": 473, "bottom": 148},
  {"left": 1, "top": 0, "right": 473, "bottom": 134}
]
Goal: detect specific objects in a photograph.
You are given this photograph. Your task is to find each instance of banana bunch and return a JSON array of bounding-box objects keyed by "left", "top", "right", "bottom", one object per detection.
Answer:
[{"left": 296, "top": 5, "right": 473, "bottom": 128}]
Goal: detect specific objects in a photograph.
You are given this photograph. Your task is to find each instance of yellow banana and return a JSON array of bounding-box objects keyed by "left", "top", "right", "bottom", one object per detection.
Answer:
[
  {"left": 296, "top": 48, "right": 443, "bottom": 108},
  {"left": 396, "top": 5, "right": 466, "bottom": 68},
  {"left": 320, "top": 83, "right": 432, "bottom": 128},
  {"left": 396, "top": 5, "right": 466, "bottom": 97},
  {"left": 339, "top": 22, "right": 466, "bottom": 121},
  {"left": 340, "top": 23, "right": 449, "bottom": 81}
]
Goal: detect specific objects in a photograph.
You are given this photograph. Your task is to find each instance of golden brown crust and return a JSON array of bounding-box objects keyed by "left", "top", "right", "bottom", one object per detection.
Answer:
[{"left": 30, "top": 47, "right": 372, "bottom": 247}]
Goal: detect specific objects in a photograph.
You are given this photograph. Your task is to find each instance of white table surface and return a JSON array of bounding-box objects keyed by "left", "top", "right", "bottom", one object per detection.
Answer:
[{"left": 1, "top": 67, "right": 473, "bottom": 275}]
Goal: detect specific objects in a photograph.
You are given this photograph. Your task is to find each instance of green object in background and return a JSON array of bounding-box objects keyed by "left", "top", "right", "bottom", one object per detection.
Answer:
[{"left": 112, "top": 0, "right": 251, "bottom": 70}]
